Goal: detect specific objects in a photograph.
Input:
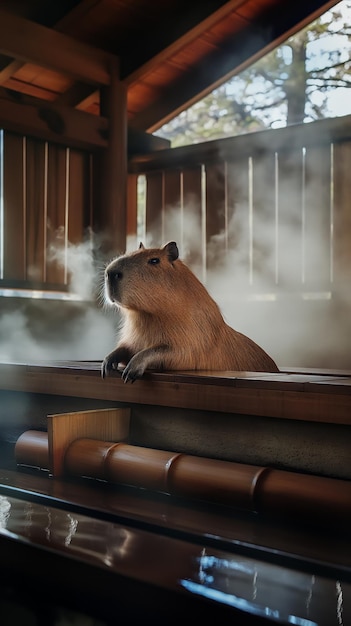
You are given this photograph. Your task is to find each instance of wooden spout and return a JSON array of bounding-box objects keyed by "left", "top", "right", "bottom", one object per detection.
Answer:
[{"left": 15, "top": 430, "right": 351, "bottom": 526}]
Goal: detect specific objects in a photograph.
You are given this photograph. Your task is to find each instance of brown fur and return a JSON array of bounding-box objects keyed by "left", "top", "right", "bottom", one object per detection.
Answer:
[{"left": 101, "top": 241, "right": 279, "bottom": 382}]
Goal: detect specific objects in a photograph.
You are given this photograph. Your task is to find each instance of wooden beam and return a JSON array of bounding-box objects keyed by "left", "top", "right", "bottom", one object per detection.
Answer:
[
  {"left": 54, "top": 82, "right": 98, "bottom": 108},
  {"left": 0, "top": 60, "right": 23, "bottom": 85},
  {"left": 0, "top": 8, "right": 114, "bottom": 86},
  {"left": 0, "top": 87, "right": 108, "bottom": 150},
  {"left": 0, "top": 87, "right": 169, "bottom": 153},
  {"left": 123, "top": 0, "right": 249, "bottom": 86},
  {"left": 99, "top": 59, "right": 128, "bottom": 254}
]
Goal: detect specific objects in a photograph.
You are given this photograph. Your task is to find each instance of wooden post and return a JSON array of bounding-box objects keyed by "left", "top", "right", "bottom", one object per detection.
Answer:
[{"left": 98, "top": 57, "right": 128, "bottom": 257}]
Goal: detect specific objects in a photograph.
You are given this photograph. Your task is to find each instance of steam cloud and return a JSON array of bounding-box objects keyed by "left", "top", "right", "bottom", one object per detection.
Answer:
[
  {"left": 0, "top": 233, "right": 117, "bottom": 363},
  {"left": 0, "top": 187, "right": 350, "bottom": 370},
  {"left": 146, "top": 190, "right": 351, "bottom": 370}
]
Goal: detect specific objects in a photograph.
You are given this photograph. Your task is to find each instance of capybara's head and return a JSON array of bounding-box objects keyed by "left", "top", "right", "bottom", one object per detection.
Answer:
[{"left": 105, "top": 241, "right": 182, "bottom": 312}]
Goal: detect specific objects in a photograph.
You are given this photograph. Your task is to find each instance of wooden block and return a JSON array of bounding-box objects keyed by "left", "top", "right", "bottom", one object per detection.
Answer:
[{"left": 47, "top": 407, "right": 130, "bottom": 477}]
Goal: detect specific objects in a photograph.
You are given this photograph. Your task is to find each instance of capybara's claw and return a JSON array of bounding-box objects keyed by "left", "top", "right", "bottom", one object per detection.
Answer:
[
  {"left": 101, "top": 356, "right": 120, "bottom": 379},
  {"left": 121, "top": 361, "right": 144, "bottom": 383},
  {"left": 101, "top": 358, "right": 110, "bottom": 379}
]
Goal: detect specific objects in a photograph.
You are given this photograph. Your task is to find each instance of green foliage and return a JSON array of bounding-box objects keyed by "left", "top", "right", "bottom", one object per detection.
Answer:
[{"left": 156, "top": 1, "right": 351, "bottom": 146}]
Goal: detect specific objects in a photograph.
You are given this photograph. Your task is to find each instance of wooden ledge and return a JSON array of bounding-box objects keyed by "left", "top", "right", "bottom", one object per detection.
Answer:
[{"left": 0, "top": 361, "right": 351, "bottom": 425}]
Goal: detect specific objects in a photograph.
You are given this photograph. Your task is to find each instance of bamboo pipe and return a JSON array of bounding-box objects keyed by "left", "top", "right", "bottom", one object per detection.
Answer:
[
  {"left": 15, "top": 430, "right": 49, "bottom": 469},
  {"left": 15, "top": 430, "right": 351, "bottom": 525}
]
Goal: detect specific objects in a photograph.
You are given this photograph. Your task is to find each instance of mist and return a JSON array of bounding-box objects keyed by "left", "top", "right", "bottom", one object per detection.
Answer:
[
  {"left": 0, "top": 235, "right": 117, "bottom": 364},
  {"left": 147, "top": 187, "right": 351, "bottom": 370},
  {"left": 0, "top": 186, "right": 350, "bottom": 370}
]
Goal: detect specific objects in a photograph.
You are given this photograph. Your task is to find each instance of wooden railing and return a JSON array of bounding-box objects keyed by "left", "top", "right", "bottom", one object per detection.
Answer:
[{"left": 128, "top": 114, "right": 351, "bottom": 295}]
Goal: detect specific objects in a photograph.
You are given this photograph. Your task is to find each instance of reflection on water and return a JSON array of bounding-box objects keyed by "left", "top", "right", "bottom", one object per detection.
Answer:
[
  {"left": 0, "top": 495, "right": 10, "bottom": 528},
  {"left": 306, "top": 574, "right": 315, "bottom": 616},
  {"left": 180, "top": 548, "right": 349, "bottom": 626},
  {"left": 0, "top": 495, "right": 135, "bottom": 571},
  {"left": 0, "top": 495, "right": 349, "bottom": 626},
  {"left": 45, "top": 508, "right": 52, "bottom": 542},
  {"left": 64, "top": 512, "right": 78, "bottom": 547},
  {"left": 252, "top": 567, "right": 258, "bottom": 601},
  {"left": 336, "top": 581, "right": 343, "bottom": 626}
]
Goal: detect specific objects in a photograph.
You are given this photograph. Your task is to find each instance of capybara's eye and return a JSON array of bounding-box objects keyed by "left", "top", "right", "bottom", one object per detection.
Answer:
[{"left": 148, "top": 257, "right": 160, "bottom": 265}]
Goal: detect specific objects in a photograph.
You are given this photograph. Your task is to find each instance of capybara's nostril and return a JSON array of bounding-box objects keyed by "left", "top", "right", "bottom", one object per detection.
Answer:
[{"left": 108, "top": 269, "right": 123, "bottom": 281}]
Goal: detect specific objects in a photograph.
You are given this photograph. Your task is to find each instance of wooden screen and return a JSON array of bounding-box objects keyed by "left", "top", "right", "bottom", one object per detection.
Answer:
[
  {"left": 130, "top": 115, "right": 351, "bottom": 297},
  {"left": 128, "top": 116, "right": 351, "bottom": 368},
  {"left": 1, "top": 131, "right": 92, "bottom": 290}
]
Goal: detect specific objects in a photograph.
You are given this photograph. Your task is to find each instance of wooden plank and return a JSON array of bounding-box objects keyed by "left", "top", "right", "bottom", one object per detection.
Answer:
[
  {"left": 0, "top": 362, "right": 350, "bottom": 426},
  {"left": 25, "top": 137, "right": 46, "bottom": 282},
  {"left": 277, "top": 149, "right": 304, "bottom": 289},
  {"left": 333, "top": 141, "right": 351, "bottom": 289},
  {"left": 0, "top": 60, "right": 23, "bottom": 84},
  {"left": 46, "top": 144, "right": 68, "bottom": 284},
  {"left": 252, "top": 152, "right": 276, "bottom": 290},
  {"left": 47, "top": 407, "right": 130, "bottom": 476},
  {"left": 127, "top": 127, "right": 170, "bottom": 155},
  {"left": 205, "top": 162, "right": 226, "bottom": 269},
  {"left": 126, "top": 173, "right": 138, "bottom": 250},
  {"left": 226, "top": 158, "right": 250, "bottom": 288},
  {"left": 163, "top": 169, "right": 182, "bottom": 245},
  {"left": 67, "top": 148, "right": 91, "bottom": 246},
  {"left": 182, "top": 165, "right": 203, "bottom": 269},
  {"left": 145, "top": 171, "right": 164, "bottom": 246},
  {"left": 0, "top": 8, "right": 114, "bottom": 86},
  {"left": 129, "top": 115, "right": 351, "bottom": 174},
  {"left": 304, "top": 144, "right": 332, "bottom": 290},
  {"left": 2, "top": 132, "right": 25, "bottom": 280},
  {"left": 124, "top": 0, "right": 251, "bottom": 87}
]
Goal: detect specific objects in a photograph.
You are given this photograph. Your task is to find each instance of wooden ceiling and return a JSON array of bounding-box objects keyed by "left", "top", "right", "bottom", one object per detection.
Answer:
[{"left": 0, "top": 0, "right": 339, "bottom": 138}]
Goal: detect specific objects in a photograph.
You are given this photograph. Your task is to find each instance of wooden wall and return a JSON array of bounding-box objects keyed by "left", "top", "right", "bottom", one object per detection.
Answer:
[{"left": 1, "top": 131, "right": 92, "bottom": 289}]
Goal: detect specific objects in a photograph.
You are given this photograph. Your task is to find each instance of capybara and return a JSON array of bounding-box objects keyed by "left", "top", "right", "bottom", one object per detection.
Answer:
[{"left": 102, "top": 241, "right": 279, "bottom": 382}]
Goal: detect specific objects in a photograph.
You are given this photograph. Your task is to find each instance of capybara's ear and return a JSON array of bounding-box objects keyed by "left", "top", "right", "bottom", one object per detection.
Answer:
[
  {"left": 163, "top": 241, "right": 179, "bottom": 262},
  {"left": 139, "top": 242, "right": 145, "bottom": 249}
]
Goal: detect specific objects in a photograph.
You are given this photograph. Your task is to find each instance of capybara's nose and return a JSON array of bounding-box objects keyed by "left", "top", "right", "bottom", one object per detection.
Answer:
[{"left": 107, "top": 268, "right": 123, "bottom": 282}]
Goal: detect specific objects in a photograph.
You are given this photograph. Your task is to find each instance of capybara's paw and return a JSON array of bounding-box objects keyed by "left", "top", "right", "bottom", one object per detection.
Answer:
[
  {"left": 121, "top": 360, "right": 145, "bottom": 384},
  {"left": 101, "top": 354, "right": 119, "bottom": 379}
]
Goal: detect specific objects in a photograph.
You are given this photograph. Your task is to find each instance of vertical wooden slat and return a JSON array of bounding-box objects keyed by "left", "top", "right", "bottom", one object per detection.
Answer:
[
  {"left": 251, "top": 152, "right": 276, "bottom": 291},
  {"left": 333, "top": 141, "right": 351, "bottom": 290},
  {"left": 46, "top": 143, "right": 67, "bottom": 285},
  {"left": 126, "top": 172, "right": 138, "bottom": 250},
  {"left": 278, "top": 149, "right": 304, "bottom": 290},
  {"left": 205, "top": 162, "right": 226, "bottom": 269},
  {"left": 2, "top": 131, "right": 25, "bottom": 280},
  {"left": 145, "top": 171, "right": 163, "bottom": 246},
  {"left": 25, "top": 137, "right": 46, "bottom": 282},
  {"left": 163, "top": 169, "right": 181, "bottom": 245},
  {"left": 67, "top": 148, "right": 90, "bottom": 245},
  {"left": 304, "top": 145, "right": 331, "bottom": 290},
  {"left": 226, "top": 158, "right": 250, "bottom": 288},
  {"left": 182, "top": 165, "right": 203, "bottom": 269}
]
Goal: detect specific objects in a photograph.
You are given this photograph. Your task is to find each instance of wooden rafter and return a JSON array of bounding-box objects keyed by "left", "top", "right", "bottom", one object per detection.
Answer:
[
  {"left": 0, "top": 8, "right": 115, "bottom": 86},
  {"left": 129, "top": 0, "right": 340, "bottom": 131}
]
